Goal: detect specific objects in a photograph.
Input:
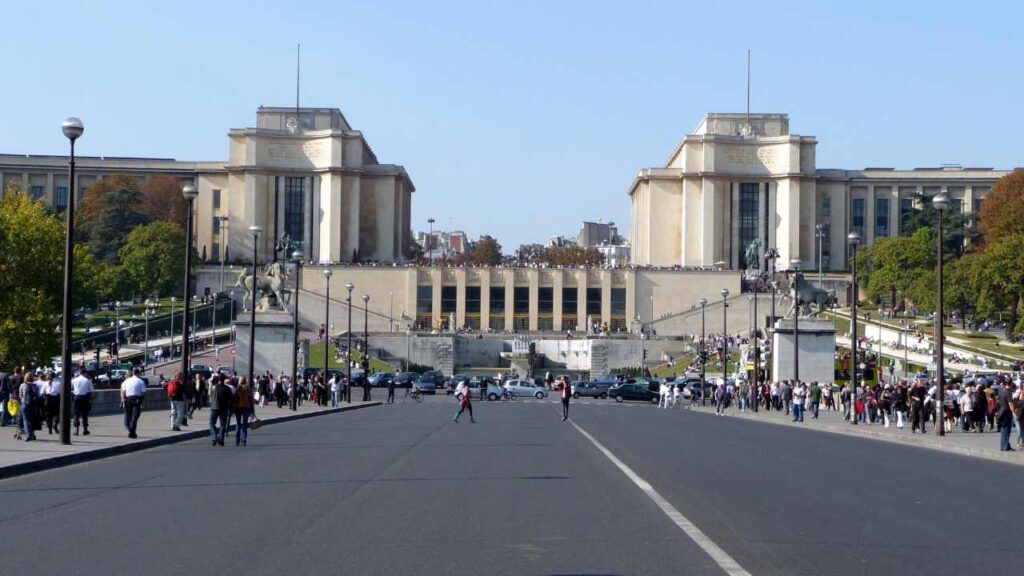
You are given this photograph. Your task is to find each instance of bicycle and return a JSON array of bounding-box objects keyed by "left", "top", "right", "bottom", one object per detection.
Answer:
[{"left": 403, "top": 387, "right": 423, "bottom": 403}]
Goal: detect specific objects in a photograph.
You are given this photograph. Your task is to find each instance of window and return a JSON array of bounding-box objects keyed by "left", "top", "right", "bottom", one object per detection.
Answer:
[
  {"left": 55, "top": 186, "right": 68, "bottom": 211},
  {"left": 821, "top": 197, "right": 831, "bottom": 217},
  {"left": 212, "top": 216, "right": 221, "bottom": 236},
  {"left": 851, "top": 198, "right": 865, "bottom": 237},
  {"left": 875, "top": 198, "right": 890, "bottom": 238},
  {"left": 212, "top": 242, "right": 221, "bottom": 262},
  {"left": 441, "top": 286, "right": 457, "bottom": 314},
  {"left": 610, "top": 288, "right": 626, "bottom": 332},
  {"left": 79, "top": 187, "right": 87, "bottom": 200},
  {"left": 562, "top": 287, "right": 577, "bottom": 330},
  {"left": 538, "top": 287, "right": 553, "bottom": 314},
  {"left": 586, "top": 287, "right": 601, "bottom": 316},
  {"left": 738, "top": 183, "right": 759, "bottom": 268},
  {"left": 212, "top": 189, "right": 221, "bottom": 209},
  {"left": 465, "top": 286, "right": 481, "bottom": 330},
  {"left": 416, "top": 286, "right": 432, "bottom": 329},
  {"left": 284, "top": 177, "right": 304, "bottom": 248},
  {"left": 513, "top": 287, "right": 529, "bottom": 315},
  {"left": 489, "top": 287, "right": 505, "bottom": 314},
  {"left": 30, "top": 186, "right": 44, "bottom": 201},
  {"left": 899, "top": 197, "right": 915, "bottom": 232}
]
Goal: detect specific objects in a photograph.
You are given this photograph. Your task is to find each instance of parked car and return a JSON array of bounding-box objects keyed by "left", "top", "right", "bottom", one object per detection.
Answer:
[
  {"left": 447, "top": 374, "right": 472, "bottom": 394},
  {"left": 96, "top": 369, "right": 150, "bottom": 389},
  {"left": 413, "top": 375, "right": 437, "bottom": 394},
  {"left": 189, "top": 364, "right": 213, "bottom": 381},
  {"left": 216, "top": 366, "right": 233, "bottom": 379},
  {"left": 395, "top": 372, "right": 420, "bottom": 389},
  {"left": 504, "top": 379, "right": 548, "bottom": 399},
  {"left": 608, "top": 382, "right": 659, "bottom": 404},
  {"left": 420, "top": 370, "right": 446, "bottom": 387},
  {"left": 456, "top": 380, "right": 505, "bottom": 401},
  {"left": 368, "top": 372, "right": 395, "bottom": 387},
  {"left": 964, "top": 371, "right": 999, "bottom": 387},
  {"left": 571, "top": 381, "right": 610, "bottom": 399}
]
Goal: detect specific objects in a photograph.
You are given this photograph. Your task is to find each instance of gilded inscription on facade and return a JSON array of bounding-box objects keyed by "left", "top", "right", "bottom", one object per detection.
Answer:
[
  {"left": 265, "top": 139, "right": 326, "bottom": 163},
  {"left": 723, "top": 146, "right": 781, "bottom": 169}
]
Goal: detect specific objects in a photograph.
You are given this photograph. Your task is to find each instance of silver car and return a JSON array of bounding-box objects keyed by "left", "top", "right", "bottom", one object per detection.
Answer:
[{"left": 503, "top": 379, "right": 548, "bottom": 399}]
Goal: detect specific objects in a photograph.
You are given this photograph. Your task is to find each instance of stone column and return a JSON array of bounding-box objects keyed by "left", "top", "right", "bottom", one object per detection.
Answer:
[
  {"left": 480, "top": 270, "right": 491, "bottom": 331},
  {"left": 504, "top": 269, "right": 515, "bottom": 330},
  {"left": 455, "top": 268, "right": 467, "bottom": 330},
  {"left": 865, "top": 185, "right": 876, "bottom": 245},
  {"left": 553, "top": 271, "right": 564, "bottom": 332},
  {"left": 577, "top": 272, "right": 588, "bottom": 332},
  {"left": 700, "top": 178, "right": 717, "bottom": 266},
  {"left": 528, "top": 269, "right": 539, "bottom": 332},
  {"left": 431, "top": 269, "right": 442, "bottom": 331}
]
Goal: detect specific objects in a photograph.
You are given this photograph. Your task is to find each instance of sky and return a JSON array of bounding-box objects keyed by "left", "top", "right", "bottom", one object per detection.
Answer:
[{"left": 2, "top": 0, "right": 1021, "bottom": 250}]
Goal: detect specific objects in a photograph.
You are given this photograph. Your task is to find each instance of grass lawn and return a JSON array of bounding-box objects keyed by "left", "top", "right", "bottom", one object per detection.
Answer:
[{"left": 307, "top": 340, "right": 395, "bottom": 373}]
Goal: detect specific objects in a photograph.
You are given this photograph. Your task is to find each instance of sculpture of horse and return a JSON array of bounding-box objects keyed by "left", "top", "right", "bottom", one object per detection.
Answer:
[
  {"left": 236, "top": 261, "right": 288, "bottom": 312},
  {"left": 785, "top": 272, "right": 836, "bottom": 318}
]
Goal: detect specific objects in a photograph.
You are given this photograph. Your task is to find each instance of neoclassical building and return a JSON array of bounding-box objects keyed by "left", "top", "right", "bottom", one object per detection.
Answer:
[
  {"left": 629, "top": 113, "right": 1011, "bottom": 271},
  {"left": 0, "top": 106, "right": 414, "bottom": 263}
]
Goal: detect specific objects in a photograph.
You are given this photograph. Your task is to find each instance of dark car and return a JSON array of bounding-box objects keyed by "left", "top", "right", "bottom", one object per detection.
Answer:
[
  {"left": 608, "top": 382, "right": 660, "bottom": 404},
  {"left": 414, "top": 375, "right": 437, "bottom": 394},
  {"left": 368, "top": 372, "right": 395, "bottom": 387},
  {"left": 421, "top": 370, "right": 445, "bottom": 387},
  {"left": 395, "top": 372, "right": 419, "bottom": 389},
  {"left": 303, "top": 368, "right": 346, "bottom": 383},
  {"left": 571, "top": 381, "right": 610, "bottom": 399},
  {"left": 447, "top": 374, "right": 471, "bottom": 394},
  {"left": 189, "top": 364, "right": 213, "bottom": 381}
]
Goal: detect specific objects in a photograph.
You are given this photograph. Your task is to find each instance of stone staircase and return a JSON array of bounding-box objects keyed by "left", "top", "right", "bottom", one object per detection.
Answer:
[
  {"left": 435, "top": 339, "right": 454, "bottom": 375},
  {"left": 589, "top": 340, "right": 609, "bottom": 378}
]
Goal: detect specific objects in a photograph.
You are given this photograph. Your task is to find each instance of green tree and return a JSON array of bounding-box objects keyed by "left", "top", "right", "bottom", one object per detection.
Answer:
[
  {"left": 77, "top": 174, "right": 153, "bottom": 262},
  {"left": 975, "top": 234, "right": 1024, "bottom": 338},
  {"left": 404, "top": 230, "right": 424, "bottom": 262},
  {"left": 73, "top": 244, "right": 112, "bottom": 308},
  {"left": 467, "top": 236, "right": 503, "bottom": 266},
  {"left": 857, "top": 228, "right": 933, "bottom": 305},
  {"left": 119, "top": 221, "right": 190, "bottom": 297},
  {"left": 0, "top": 185, "right": 64, "bottom": 367},
  {"left": 543, "top": 245, "right": 606, "bottom": 267},
  {"left": 979, "top": 170, "right": 1024, "bottom": 246}
]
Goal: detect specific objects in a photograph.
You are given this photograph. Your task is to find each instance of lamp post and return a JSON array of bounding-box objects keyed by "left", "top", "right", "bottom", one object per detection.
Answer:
[
  {"left": 933, "top": 192, "right": 949, "bottom": 436},
  {"left": 290, "top": 251, "right": 303, "bottom": 411},
  {"left": 816, "top": 224, "right": 825, "bottom": 287},
  {"left": 362, "top": 294, "right": 370, "bottom": 376},
  {"left": 114, "top": 303, "right": 122, "bottom": 365},
  {"left": 191, "top": 295, "right": 199, "bottom": 355},
  {"left": 791, "top": 259, "right": 802, "bottom": 383},
  {"left": 427, "top": 218, "right": 436, "bottom": 264},
  {"left": 346, "top": 282, "right": 355, "bottom": 402},
  {"left": 322, "top": 268, "right": 333, "bottom": 395},
  {"left": 901, "top": 320, "right": 909, "bottom": 378},
  {"left": 389, "top": 291, "right": 394, "bottom": 333},
  {"left": 170, "top": 297, "right": 177, "bottom": 360},
  {"left": 59, "top": 118, "right": 84, "bottom": 444},
  {"left": 721, "top": 288, "right": 730, "bottom": 388},
  {"left": 179, "top": 184, "right": 199, "bottom": 382},
  {"left": 210, "top": 292, "right": 218, "bottom": 360},
  {"left": 216, "top": 216, "right": 229, "bottom": 291},
  {"left": 406, "top": 327, "right": 412, "bottom": 372},
  {"left": 752, "top": 281, "right": 759, "bottom": 412},
  {"left": 848, "top": 231, "right": 861, "bottom": 425},
  {"left": 143, "top": 300, "right": 155, "bottom": 373},
  {"left": 247, "top": 224, "right": 263, "bottom": 388},
  {"left": 698, "top": 298, "right": 707, "bottom": 406}
]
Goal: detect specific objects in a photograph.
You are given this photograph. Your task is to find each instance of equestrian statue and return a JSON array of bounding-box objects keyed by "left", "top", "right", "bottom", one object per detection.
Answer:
[
  {"left": 236, "top": 260, "right": 289, "bottom": 312},
  {"left": 783, "top": 271, "right": 837, "bottom": 318}
]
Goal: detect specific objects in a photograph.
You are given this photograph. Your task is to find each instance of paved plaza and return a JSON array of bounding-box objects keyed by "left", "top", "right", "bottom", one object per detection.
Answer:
[{"left": 2, "top": 395, "right": 1021, "bottom": 576}]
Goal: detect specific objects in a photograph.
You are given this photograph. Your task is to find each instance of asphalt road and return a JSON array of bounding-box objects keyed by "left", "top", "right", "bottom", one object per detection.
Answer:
[{"left": 1, "top": 396, "right": 1022, "bottom": 576}]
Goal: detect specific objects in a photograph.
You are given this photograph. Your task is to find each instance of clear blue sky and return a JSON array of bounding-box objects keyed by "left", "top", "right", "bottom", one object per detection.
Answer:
[{"left": 2, "top": 0, "right": 1021, "bottom": 250}]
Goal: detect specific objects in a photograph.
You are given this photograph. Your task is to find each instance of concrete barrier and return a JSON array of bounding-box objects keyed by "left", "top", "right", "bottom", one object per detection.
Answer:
[{"left": 88, "top": 388, "right": 170, "bottom": 416}]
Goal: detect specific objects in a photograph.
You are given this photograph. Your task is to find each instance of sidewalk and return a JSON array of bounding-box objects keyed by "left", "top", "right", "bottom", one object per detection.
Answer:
[
  {"left": 690, "top": 402, "right": 1023, "bottom": 466},
  {"left": 0, "top": 400, "right": 380, "bottom": 480}
]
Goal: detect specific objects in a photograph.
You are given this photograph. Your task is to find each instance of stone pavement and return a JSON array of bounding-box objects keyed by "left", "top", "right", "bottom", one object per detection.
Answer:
[
  {"left": 0, "top": 399, "right": 380, "bottom": 479},
  {"left": 689, "top": 400, "right": 1023, "bottom": 465}
]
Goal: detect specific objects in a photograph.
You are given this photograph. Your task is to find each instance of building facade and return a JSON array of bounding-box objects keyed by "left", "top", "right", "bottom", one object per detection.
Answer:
[
  {"left": 0, "top": 106, "right": 414, "bottom": 264},
  {"left": 629, "top": 113, "right": 1011, "bottom": 271}
]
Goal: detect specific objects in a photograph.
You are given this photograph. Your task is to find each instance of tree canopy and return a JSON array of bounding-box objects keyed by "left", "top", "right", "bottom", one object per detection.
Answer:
[
  {"left": 516, "top": 243, "right": 605, "bottom": 267},
  {"left": 139, "top": 174, "right": 189, "bottom": 224},
  {"left": 979, "top": 169, "right": 1024, "bottom": 246},
  {"left": 76, "top": 174, "right": 153, "bottom": 262},
  {"left": 466, "top": 235, "right": 503, "bottom": 266},
  {"left": 119, "top": 221, "right": 190, "bottom": 298}
]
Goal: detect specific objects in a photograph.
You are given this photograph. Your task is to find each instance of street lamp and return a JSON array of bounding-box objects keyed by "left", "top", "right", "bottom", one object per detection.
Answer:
[
  {"left": 170, "top": 296, "right": 177, "bottom": 359},
  {"left": 322, "top": 268, "right": 333, "bottom": 398},
  {"left": 933, "top": 192, "right": 949, "bottom": 436},
  {"left": 191, "top": 295, "right": 199, "bottom": 355},
  {"left": 247, "top": 224, "right": 263, "bottom": 388},
  {"left": 790, "top": 259, "right": 802, "bottom": 383},
  {"left": 290, "top": 251, "right": 303, "bottom": 411},
  {"left": 346, "top": 282, "right": 354, "bottom": 402},
  {"left": 848, "top": 231, "right": 862, "bottom": 425},
  {"left": 180, "top": 183, "right": 199, "bottom": 383},
  {"left": 143, "top": 300, "right": 155, "bottom": 373},
  {"left": 698, "top": 298, "right": 707, "bottom": 406},
  {"left": 216, "top": 215, "right": 229, "bottom": 291},
  {"left": 362, "top": 294, "right": 371, "bottom": 376},
  {"left": 720, "top": 288, "right": 730, "bottom": 389},
  {"left": 752, "top": 280, "right": 760, "bottom": 413},
  {"left": 58, "top": 117, "right": 84, "bottom": 445},
  {"left": 210, "top": 292, "right": 218, "bottom": 360},
  {"left": 427, "top": 218, "right": 436, "bottom": 264},
  {"left": 815, "top": 224, "right": 825, "bottom": 287}
]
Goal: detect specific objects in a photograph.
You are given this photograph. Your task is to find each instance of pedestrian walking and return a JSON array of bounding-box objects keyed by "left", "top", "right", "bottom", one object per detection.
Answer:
[
  {"left": 234, "top": 376, "right": 254, "bottom": 446},
  {"left": 17, "top": 373, "right": 39, "bottom": 441},
  {"left": 208, "top": 375, "right": 233, "bottom": 446},
  {"left": 386, "top": 377, "right": 396, "bottom": 404},
  {"left": 996, "top": 381, "right": 1015, "bottom": 452},
  {"left": 559, "top": 377, "right": 571, "bottom": 421},
  {"left": 41, "top": 372, "right": 61, "bottom": 435},
  {"left": 910, "top": 380, "right": 927, "bottom": 433},
  {"left": 453, "top": 380, "right": 475, "bottom": 423},
  {"left": 809, "top": 382, "right": 822, "bottom": 419},
  {"left": 167, "top": 372, "right": 187, "bottom": 431},
  {"left": 71, "top": 369, "right": 94, "bottom": 436},
  {"left": 362, "top": 376, "right": 371, "bottom": 402},
  {"left": 120, "top": 368, "right": 146, "bottom": 439},
  {"left": 894, "top": 383, "right": 909, "bottom": 429},
  {"left": 791, "top": 381, "right": 806, "bottom": 422}
]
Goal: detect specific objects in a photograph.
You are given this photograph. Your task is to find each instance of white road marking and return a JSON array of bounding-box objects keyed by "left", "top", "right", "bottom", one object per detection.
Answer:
[{"left": 570, "top": 420, "right": 753, "bottom": 576}]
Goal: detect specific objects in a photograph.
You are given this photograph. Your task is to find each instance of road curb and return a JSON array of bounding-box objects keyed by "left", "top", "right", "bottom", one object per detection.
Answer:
[
  {"left": 691, "top": 407, "right": 1023, "bottom": 466},
  {"left": 0, "top": 402, "right": 381, "bottom": 481}
]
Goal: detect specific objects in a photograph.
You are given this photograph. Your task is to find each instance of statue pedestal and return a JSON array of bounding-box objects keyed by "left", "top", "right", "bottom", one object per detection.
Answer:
[
  {"left": 234, "top": 310, "right": 295, "bottom": 378},
  {"left": 771, "top": 318, "right": 836, "bottom": 383}
]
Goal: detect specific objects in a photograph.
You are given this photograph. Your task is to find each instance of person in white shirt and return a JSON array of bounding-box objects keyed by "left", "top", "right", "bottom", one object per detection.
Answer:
[
  {"left": 120, "top": 369, "right": 147, "bottom": 439},
  {"left": 672, "top": 383, "right": 681, "bottom": 408},
  {"left": 41, "top": 372, "right": 62, "bottom": 435},
  {"left": 329, "top": 375, "right": 339, "bottom": 407},
  {"left": 71, "top": 370, "right": 94, "bottom": 436},
  {"left": 659, "top": 382, "right": 668, "bottom": 408},
  {"left": 792, "top": 382, "right": 806, "bottom": 422}
]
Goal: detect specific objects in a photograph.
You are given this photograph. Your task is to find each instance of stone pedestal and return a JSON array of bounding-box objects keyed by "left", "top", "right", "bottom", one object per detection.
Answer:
[
  {"left": 771, "top": 318, "right": 836, "bottom": 383},
  {"left": 234, "top": 310, "right": 295, "bottom": 377}
]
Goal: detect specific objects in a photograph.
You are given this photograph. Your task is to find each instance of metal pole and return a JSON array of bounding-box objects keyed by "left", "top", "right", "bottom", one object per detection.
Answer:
[
  {"left": 211, "top": 294, "right": 217, "bottom": 357},
  {"left": 291, "top": 258, "right": 301, "bottom": 411},
  {"left": 323, "top": 274, "right": 331, "bottom": 389},
  {"left": 851, "top": 243, "right": 859, "bottom": 425},
  {"left": 144, "top": 308, "right": 149, "bottom": 373},
  {"left": 247, "top": 229, "right": 260, "bottom": 389},
  {"left": 192, "top": 298, "right": 198, "bottom": 356},
  {"left": 115, "top": 306, "right": 120, "bottom": 365},
  {"left": 936, "top": 207, "right": 945, "bottom": 436},
  {"left": 752, "top": 285, "right": 759, "bottom": 412},
  {"left": 723, "top": 300, "right": 728, "bottom": 386},
  {"left": 794, "top": 285, "right": 800, "bottom": 383},
  {"left": 363, "top": 296, "right": 369, "bottom": 373},
  {"left": 903, "top": 323, "right": 908, "bottom": 378},
  {"left": 346, "top": 287, "right": 353, "bottom": 402},
  {"left": 219, "top": 218, "right": 226, "bottom": 292},
  {"left": 389, "top": 291, "right": 394, "bottom": 333},
  {"left": 181, "top": 195, "right": 195, "bottom": 380},
  {"left": 170, "top": 298, "right": 175, "bottom": 360},
  {"left": 700, "top": 303, "right": 706, "bottom": 406}
]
